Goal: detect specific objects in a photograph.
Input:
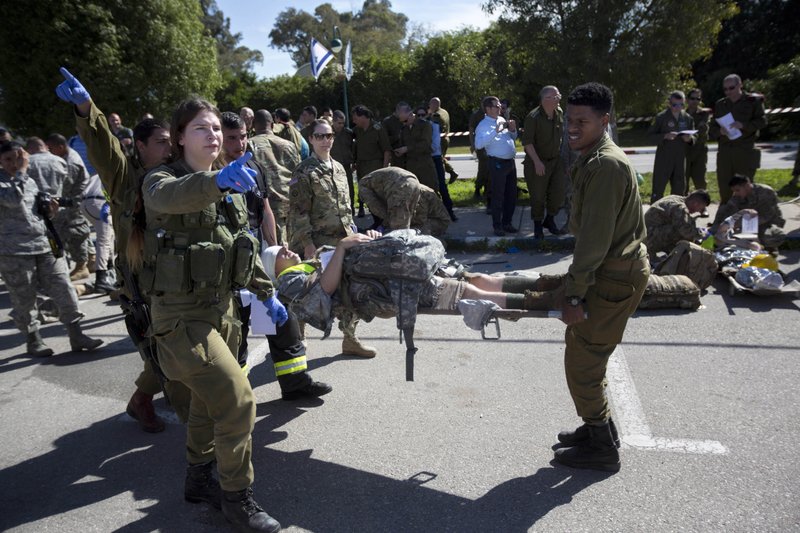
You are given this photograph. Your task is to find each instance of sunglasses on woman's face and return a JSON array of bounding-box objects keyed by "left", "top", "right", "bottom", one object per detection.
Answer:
[{"left": 312, "top": 133, "right": 334, "bottom": 140}]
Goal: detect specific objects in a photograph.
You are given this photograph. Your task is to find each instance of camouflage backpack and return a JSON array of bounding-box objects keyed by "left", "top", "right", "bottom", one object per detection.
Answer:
[
  {"left": 638, "top": 274, "right": 701, "bottom": 310},
  {"left": 654, "top": 240, "right": 718, "bottom": 290},
  {"left": 342, "top": 229, "right": 445, "bottom": 330}
]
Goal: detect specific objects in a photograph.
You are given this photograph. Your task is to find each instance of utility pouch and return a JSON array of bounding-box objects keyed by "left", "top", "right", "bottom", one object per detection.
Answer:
[
  {"left": 230, "top": 232, "right": 259, "bottom": 289},
  {"left": 223, "top": 194, "right": 249, "bottom": 228},
  {"left": 189, "top": 242, "right": 226, "bottom": 289},
  {"left": 153, "top": 249, "right": 190, "bottom": 293}
]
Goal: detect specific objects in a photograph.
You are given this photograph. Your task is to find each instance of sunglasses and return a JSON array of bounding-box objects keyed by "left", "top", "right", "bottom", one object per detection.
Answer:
[
  {"left": 688, "top": 97, "right": 701, "bottom": 101},
  {"left": 312, "top": 133, "right": 334, "bottom": 140},
  {"left": 671, "top": 102, "right": 685, "bottom": 107}
]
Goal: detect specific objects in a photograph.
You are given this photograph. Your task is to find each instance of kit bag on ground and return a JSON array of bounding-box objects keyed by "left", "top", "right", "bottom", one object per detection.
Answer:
[
  {"left": 654, "top": 240, "right": 718, "bottom": 290},
  {"left": 638, "top": 274, "right": 701, "bottom": 310}
]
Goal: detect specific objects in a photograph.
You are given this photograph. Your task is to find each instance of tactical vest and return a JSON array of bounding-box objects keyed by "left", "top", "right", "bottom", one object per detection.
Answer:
[{"left": 140, "top": 162, "right": 259, "bottom": 299}]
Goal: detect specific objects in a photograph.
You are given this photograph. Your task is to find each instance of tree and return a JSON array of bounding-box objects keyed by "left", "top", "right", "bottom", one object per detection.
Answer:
[
  {"left": 483, "top": 0, "right": 738, "bottom": 115},
  {"left": 269, "top": 1, "right": 408, "bottom": 68},
  {"left": 200, "top": 0, "right": 263, "bottom": 74},
  {"left": 0, "top": 0, "right": 221, "bottom": 136}
]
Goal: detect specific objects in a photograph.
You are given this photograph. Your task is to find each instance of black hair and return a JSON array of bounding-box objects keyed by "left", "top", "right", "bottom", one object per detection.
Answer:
[
  {"left": 728, "top": 175, "right": 751, "bottom": 188},
  {"left": 133, "top": 118, "right": 170, "bottom": 145},
  {"left": 352, "top": 105, "right": 373, "bottom": 119},
  {"left": 0, "top": 140, "right": 23, "bottom": 155},
  {"left": 253, "top": 109, "right": 273, "bottom": 130},
  {"left": 687, "top": 189, "right": 711, "bottom": 205},
  {"left": 45, "top": 133, "right": 67, "bottom": 146},
  {"left": 302, "top": 105, "right": 318, "bottom": 118},
  {"left": 221, "top": 111, "right": 245, "bottom": 130},
  {"left": 567, "top": 82, "right": 614, "bottom": 115},
  {"left": 274, "top": 108, "right": 291, "bottom": 122}
]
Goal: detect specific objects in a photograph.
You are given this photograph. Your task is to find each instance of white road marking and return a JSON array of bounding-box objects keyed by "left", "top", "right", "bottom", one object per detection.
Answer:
[{"left": 607, "top": 346, "right": 728, "bottom": 455}]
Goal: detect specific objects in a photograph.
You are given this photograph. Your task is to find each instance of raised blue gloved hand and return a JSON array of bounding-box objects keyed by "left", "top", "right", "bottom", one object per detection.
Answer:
[
  {"left": 217, "top": 152, "right": 257, "bottom": 193},
  {"left": 265, "top": 292, "right": 288, "bottom": 327},
  {"left": 100, "top": 203, "right": 110, "bottom": 223},
  {"left": 55, "top": 67, "right": 91, "bottom": 105}
]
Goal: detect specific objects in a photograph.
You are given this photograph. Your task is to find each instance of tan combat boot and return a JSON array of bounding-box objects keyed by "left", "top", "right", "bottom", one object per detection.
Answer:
[
  {"left": 342, "top": 334, "right": 377, "bottom": 358},
  {"left": 70, "top": 261, "right": 90, "bottom": 281},
  {"left": 87, "top": 252, "right": 97, "bottom": 273}
]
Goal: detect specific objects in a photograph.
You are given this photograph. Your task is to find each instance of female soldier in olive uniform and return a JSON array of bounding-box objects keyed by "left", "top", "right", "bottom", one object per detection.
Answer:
[{"left": 142, "top": 99, "right": 285, "bottom": 533}]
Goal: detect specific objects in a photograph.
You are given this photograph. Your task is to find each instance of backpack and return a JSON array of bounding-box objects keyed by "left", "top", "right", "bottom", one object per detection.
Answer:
[
  {"left": 654, "top": 240, "right": 718, "bottom": 290},
  {"left": 638, "top": 274, "right": 701, "bottom": 310},
  {"left": 342, "top": 229, "right": 445, "bottom": 330}
]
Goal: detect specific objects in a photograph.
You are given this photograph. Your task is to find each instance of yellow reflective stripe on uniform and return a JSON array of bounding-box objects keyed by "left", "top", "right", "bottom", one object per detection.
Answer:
[
  {"left": 274, "top": 356, "right": 308, "bottom": 376},
  {"left": 278, "top": 263, "right": 316, "bottom": 277}
]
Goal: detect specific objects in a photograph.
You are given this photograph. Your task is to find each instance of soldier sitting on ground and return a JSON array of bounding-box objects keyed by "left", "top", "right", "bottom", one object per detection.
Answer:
[
  {"left": 644, "top": 190, "right": 710, "bottom": 260},
  {"left": 711, "top": 175, "right": 786, "bottom": 250}
]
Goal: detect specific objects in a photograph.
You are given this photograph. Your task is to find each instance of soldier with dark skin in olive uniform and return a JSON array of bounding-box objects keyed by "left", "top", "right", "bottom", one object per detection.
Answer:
[
  {"left": 397, "top": 110, "right": 439, "bottom": 190},
  {"left": 554, "top": 82, "right": 650, "bottom": 473},
  {"left": 709, "top": 74, "right": 767, "bottom": 204},
  {"left": 382, "top": 102, "right": 410, "bottom": 168},
  {"left": 352, "top": 105, "right": 391, "bottom": 220}
]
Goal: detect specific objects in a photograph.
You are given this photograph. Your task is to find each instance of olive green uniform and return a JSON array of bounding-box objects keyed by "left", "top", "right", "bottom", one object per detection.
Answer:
[
  {"left": 469, "top": 109, "right": 490, "bottom": 196},
  {"left": 274, "top": 121, "right": 306, "bottom": 158},
  {"left": 709, "top": 93, "right": 767, "bottom": 204},
  {"left": 75, "top": 102, "right": 191, "bottom": 419},
  {"left": 713, "top": 183, "right": 786, "bottom": 248},
  {"left": 565, "top": 133, "right": 650, "bottom": 424},
  {"left": 644, "top": 195, "right": 704, "bottom": 258},
  {"left": 401, "top": 118, "right": 438, "bottom": 190},
  {"left": 431, "top": 106, "right": 456, "bottom": 178},
  {"left": 354, "top": 120, "right": 391, "bottom": 180},
  {"left": 522, "top": 105, "right": 565, "bottom": 221},
  {"left": 382, "top": 114, "right": 406, "bottom": 167},
  {"left": 358, "top": 167, "right": 422, "bottom": 231},
  {"left": 686, "top": 107, "right": 710, "bottom": 192},
  {"left": 249, "top": 132, "right": 299, "bottom": 245},
  {"left": 331, "top": 127, "right": 356, "bottom": 210},
  {"left": 143, "top": 160, "right": 274, "bottom": 491},
  {"left": 648, "top": 108, "right": 696, "bottom": 203}
]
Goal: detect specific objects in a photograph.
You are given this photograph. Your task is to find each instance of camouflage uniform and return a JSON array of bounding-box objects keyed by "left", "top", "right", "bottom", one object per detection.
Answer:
[
  {"left": 401, "top": 118, "right": 439, "bottom": 190},
  {"left": 686, "top": 107, "right": 710, "bottom": 192},
  {"left": 522, "top": 105, "right": 566, "bottom": 221},
  {"left": 644, "top": 195, "right": 704, "bottom": 258},
  {"left": 274, "top": 121, "right": 306, "bottom": 159},
  {"left": 358, "top": 167, "right": 422, "bottom": 231},
  {"left": 566, "top": 133, "right": 650, "bottom": 425},
  {"left": 28, "top": 152, "right": 68, "bottom": 196},
  {"left": 382, "top": 114, "right": 406, "bottom": 168},
  {"left": 52, "top": 148, "right": 92, "bottom": 264},
  {"left": 648, "top": 108, "right": 695, "bottom": 203},
  {"left": 709, "top": 93, "right": 767, "bottom": 204},
  {"left": 411, "top": 184, "right": 451, "bottom": 237},
  {"left": 0, "top": 171, "right": 83, "bottom": 334},
  {"left": 714, "top": 183, "right": 785, "bottom": 248},
  {"left": 76, "top": 101, "right": 191, "bottom": 419},
  {"left": 249, "top": 132, "right": 299, "bottom": 245},
  {"left": 354, "top": 120, "right": 391, "bottom": 180}
]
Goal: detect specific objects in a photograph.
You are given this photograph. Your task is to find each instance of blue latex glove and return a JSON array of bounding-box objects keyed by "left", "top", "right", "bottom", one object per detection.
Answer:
[
  {"left": 217, "top": 152, "right": 257, "bottom": 193},
  {"left": 55, "top": 67, "right": 91, "bottom": 105},
  {"left": 265, "top": 292, "right": 288, "bottom": 327},
  {"left": 100, "top": 203, "right": 110, "bottom": 223}
]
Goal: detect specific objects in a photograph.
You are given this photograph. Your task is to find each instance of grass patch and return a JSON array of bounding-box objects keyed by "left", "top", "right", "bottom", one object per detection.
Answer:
[{"left": 447, "top": 169, "right": 797, "bottom": 206}]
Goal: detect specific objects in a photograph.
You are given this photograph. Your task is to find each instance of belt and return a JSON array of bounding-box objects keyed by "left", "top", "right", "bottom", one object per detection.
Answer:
[{"left": 488, "top": 155, "right": 514, "bottom": 161}]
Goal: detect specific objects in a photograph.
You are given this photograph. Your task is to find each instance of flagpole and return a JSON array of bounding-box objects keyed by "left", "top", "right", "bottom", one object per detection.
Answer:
[{"left": 330, "top": 26, "right": 350, "bottom": 129}]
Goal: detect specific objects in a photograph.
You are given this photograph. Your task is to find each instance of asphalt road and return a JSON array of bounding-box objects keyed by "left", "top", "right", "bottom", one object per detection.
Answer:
[
  {"left": 1, "top": 251, "right": 799, "bottom": 532},
  {"left": 447, "top": 143, "right": 798, "bottom": 179}
]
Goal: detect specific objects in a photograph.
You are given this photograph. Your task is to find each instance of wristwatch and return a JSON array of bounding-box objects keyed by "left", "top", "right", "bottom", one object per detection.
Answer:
[{"left": 567, "top": 296, "right": 582, "bottom": 307}]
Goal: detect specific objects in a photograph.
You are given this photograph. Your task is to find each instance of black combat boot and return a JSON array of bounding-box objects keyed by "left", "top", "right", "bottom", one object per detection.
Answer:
[
  {"left": 554, "top": 422, "right": 621, "bottom": 472},
  {"left": 557, "top": 418, "right": 620, "bottom": 448},
  {"left": 222, "top": 487, "right": 281, "bottom": 533},
  {"left": 533, "top": 220, "right": 544, "bottom": 239},
  {"left": 185, "top": 461, "right": 221, "bottom": 509},
  {"left": 543, "top": 215, "right": 562, "bottom": 235},
  {"left": 26, "top": 330, "right": 54, "bottom": 357},
  {"left": 94, "top": 270, "right": 116, "bottom": 295},
  {"left": 66, "top": 322, "right": 104, "bottom": 352},
  {"left": 281, "top": 381, "right": 333, "bottom": 401}
]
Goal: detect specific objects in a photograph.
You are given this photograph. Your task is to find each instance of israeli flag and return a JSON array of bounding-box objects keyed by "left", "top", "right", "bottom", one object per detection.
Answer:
[
  {"left": 345, "top": 41, "right": 353, "bottom": 81},
  {"left": 310, "top": 38, "right": 334, "bottom": 81}
]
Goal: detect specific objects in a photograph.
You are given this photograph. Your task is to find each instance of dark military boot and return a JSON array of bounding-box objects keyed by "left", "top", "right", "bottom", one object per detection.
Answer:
[
  {"left": 533, "top": 273, "right": 565, "bottom": 292},
  {"left": 533, "top": 220, "right": 544, "bottom": 239},
  {"left": 126, "top": 388, "right": 166, "bottom": 433},
  {"left": 66, "top": 322, "right": 103, "bottom": 352},
  {"left": 185, "top": 461, "right": 221, "bottom": 509},
  {"left": 557, "top": 417, "right": 620, "bottom": 448},
  {"left": 26, "top": 330, "right": 54, "bottom": 357},
  {"left": 543, "top": 215, "right": 563, "bottom": 235},
  {"left": 554, "top": 422, "right": 621, "bottom": 472},
  {"left": 222, "top": 487, "right": 281, "bottom": 533},
  {"left": 94, "top": 270, "right": 116, "bottom": 295}
]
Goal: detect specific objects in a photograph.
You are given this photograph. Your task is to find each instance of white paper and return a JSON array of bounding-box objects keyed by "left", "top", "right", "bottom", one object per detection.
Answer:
[
  {"left": 240, "top": 289, "right": 277, "bottom": 335},
  {"left": 715, "top": 113, "right": 741, "bottom": 140},
  {"left": 676, "top": 129, "right": 698, "bottom": 135},
  {"left": 742, "top": 213, "right": 759, "bottom": 234},
  {"left": 319, "top": 250, "right": 335, "bottom": 271}
]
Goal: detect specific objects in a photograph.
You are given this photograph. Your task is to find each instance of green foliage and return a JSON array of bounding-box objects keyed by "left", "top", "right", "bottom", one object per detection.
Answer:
[
  {"left": 269, "top": 1, "right": 408, "bottom": 69},
  {"left": 201, "top": 0, "right": 263, "bottom": 74},
  {"left": 0, "top": 0, "right": 221, "bottom": 136},
  {"left": 484, "top": 0, "right": 738, "bottom": 116}
]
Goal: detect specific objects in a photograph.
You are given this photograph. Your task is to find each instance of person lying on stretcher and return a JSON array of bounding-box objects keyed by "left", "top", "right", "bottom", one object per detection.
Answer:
[{"left": 260, "top": 233, "right": 563, "bottom": 332}]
